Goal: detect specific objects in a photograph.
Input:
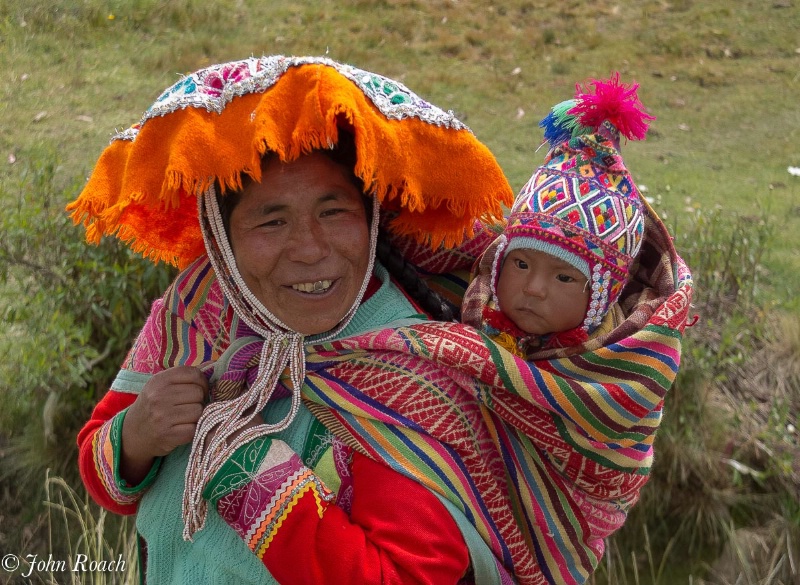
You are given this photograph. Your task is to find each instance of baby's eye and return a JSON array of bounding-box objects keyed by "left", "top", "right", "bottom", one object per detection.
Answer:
[
  {"left": 514, "top": 259, "right": 529, "bottom": 270},
  {"left": 556, "top": 273, "right": 576, "bottom": 283}
]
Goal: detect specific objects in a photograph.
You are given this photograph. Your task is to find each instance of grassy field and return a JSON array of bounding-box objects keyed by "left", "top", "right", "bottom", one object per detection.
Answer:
[
  {"left": 1, "top": 1, "right": 798, "bottom": 583},
  {"left": 1, "top": 0, "right": 798, "bottom": 308}
]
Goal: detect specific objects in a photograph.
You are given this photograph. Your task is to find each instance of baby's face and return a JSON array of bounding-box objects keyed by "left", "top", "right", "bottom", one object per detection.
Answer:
[{"left": 496, "top": 249, "right": 590, "bottom": 335}]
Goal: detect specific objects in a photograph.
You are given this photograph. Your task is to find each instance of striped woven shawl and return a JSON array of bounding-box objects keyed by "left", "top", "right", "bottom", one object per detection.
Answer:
[
  {"left": 296, "top": 210, "right": 693, "bottom": 584},
  {"left": 133, "top": 207, "right": 691, "bottom": 584}
]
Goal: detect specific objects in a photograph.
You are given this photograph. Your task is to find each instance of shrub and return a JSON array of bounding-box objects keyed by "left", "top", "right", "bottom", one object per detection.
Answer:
[{"left": 0, "top": 148, "right": 173, "bottom": 518}]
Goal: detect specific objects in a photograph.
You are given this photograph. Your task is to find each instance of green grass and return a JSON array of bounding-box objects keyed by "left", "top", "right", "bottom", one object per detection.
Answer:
[
  {"left": 2, "top": 0, "right": 798, "bottom": 310},
  {"left": 1, "top": 0, "right": 798, "bottom": 582}
]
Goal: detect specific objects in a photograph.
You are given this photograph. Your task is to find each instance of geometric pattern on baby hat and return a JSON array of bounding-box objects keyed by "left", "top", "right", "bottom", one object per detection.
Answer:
[
  {"left": 501, "top": 129, "right": 646, "bottom": 327},
  {"left": 512, "top": 168, "right": 644, "bottom": 260},
  {"left": 503, "top": 212, "right": 629, "bottom": 282}
]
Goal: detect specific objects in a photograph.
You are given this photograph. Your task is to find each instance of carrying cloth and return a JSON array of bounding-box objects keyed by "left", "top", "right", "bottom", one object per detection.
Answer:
[
  {"left": 202, "top": 198, "right": 693, "bottom": 583},
  {"left": 296, "top": 199, "right": 693, "bottom": 584}
]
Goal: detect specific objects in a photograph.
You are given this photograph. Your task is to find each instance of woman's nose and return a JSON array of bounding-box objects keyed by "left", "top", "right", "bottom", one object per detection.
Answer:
[{"left": 286, "top": 220, "right": 331, "bottom": 263}]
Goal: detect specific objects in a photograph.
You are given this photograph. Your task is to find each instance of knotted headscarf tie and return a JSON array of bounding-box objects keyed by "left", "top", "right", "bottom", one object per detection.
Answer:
[{"left": 201, "top": 323, "right": 292, "bottom": 404}]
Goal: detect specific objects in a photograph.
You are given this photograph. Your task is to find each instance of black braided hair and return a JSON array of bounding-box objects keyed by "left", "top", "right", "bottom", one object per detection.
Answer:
[{"left": 376, "top": 230, "right": 459, "bottom": 322}]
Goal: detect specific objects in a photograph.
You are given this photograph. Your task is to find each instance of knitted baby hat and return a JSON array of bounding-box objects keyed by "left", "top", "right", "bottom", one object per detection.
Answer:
[{"left": 493, "top": 73, "right": 654, "bottom": 332}]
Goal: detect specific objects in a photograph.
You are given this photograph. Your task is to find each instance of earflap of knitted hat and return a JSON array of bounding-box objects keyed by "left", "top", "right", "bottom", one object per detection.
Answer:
[
  {"left": 67, "top": 56, "right": 513, "bottom": 268},
  {"left": 493, "top": 73, "right": 654, "bottom": 332}
]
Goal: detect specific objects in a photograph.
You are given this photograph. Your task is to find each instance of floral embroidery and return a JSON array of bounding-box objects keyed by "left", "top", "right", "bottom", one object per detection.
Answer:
[
  {"left": 115, "top": 56, "right": 468, "bottom": 144},
  {"left": 216, "top": 453, "right": 333, "bottom": 559}
]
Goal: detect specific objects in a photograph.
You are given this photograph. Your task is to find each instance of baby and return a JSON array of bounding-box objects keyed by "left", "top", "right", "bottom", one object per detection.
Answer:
[{"left": 464, "top": 73, "right": 654, "bottom": 357}]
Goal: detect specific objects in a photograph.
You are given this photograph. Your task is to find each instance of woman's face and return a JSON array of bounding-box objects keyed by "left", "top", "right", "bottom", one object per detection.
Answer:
[{"left": 228, "top": 152, "right": 370, "bottom": 335}]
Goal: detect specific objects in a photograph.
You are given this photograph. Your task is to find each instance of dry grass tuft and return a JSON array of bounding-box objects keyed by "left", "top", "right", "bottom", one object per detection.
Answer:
[{"left": 722, "top": 313, "right": 800, "bottom": 497}]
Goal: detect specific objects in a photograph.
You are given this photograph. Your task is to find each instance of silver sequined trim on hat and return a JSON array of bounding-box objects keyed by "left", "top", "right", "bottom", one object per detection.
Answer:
[{"left": 111, "top": 55, "right": 469, "bottom": 143}]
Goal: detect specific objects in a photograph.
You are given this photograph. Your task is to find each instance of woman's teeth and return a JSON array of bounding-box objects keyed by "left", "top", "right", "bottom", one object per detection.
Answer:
[{"left": 292, "top": 280, "right": 333, "bottom": 293}]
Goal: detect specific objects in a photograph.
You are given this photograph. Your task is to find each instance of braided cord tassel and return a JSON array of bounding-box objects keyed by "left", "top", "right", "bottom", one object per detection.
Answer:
[
  {"left": 181, "top": 182, "right": 379, "bottom": 540},
  {"left": 182, "top": 335, "right": 300, "bottom": 540}
]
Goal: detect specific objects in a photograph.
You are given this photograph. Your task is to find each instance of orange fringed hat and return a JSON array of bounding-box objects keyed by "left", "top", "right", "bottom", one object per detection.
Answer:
[{"left": 67, "top": 55, "right": 513, "bottom": 267}]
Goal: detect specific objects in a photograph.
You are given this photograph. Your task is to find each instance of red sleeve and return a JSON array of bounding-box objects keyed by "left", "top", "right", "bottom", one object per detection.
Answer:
[
  {"left": 76, "top": 390, "right": 140, "bottom": 515},
  {"left": 213, "top": 445, "right": 470, "bottom": 584},
  {"left": 76, "top": 292, "right": 178, "bottom": 514},
  {"left": 76, "top": 292, "right": 171, "bottom": 515}
]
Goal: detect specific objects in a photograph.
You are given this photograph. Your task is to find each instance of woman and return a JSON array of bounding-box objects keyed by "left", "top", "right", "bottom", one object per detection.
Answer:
[
  {"left": 71, "top": 55, "right": 512, "bottom": 584},
  {"left": 70, "top": 56, "right": 693, "bottom": 584}
]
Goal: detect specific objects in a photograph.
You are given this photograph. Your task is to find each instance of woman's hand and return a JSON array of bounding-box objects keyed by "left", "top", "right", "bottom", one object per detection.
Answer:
[{"left": 120, "top": 366, "right": 209, "bottom": 485}]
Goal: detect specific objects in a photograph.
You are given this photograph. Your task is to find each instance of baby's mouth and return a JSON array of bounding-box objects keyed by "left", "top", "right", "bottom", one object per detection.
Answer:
[{"left": 291, "top": 280, "right": 333, "bottom": 294}]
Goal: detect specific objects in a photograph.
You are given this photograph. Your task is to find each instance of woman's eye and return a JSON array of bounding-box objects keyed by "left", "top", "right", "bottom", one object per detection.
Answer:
[
  {"left": 321, "top": 207, "right": 351, "bottom": 218},
  {"left": 260, "top": 218, "right": 285, "bottom": 228}
]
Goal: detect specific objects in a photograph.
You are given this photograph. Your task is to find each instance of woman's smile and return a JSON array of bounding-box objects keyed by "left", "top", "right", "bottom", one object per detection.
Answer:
[
  {"left": 289, "top": 279, "right": 336, "bottom": 294},
  {"left": 291, "top": 279, "right": 338, "bottom": 296}
]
